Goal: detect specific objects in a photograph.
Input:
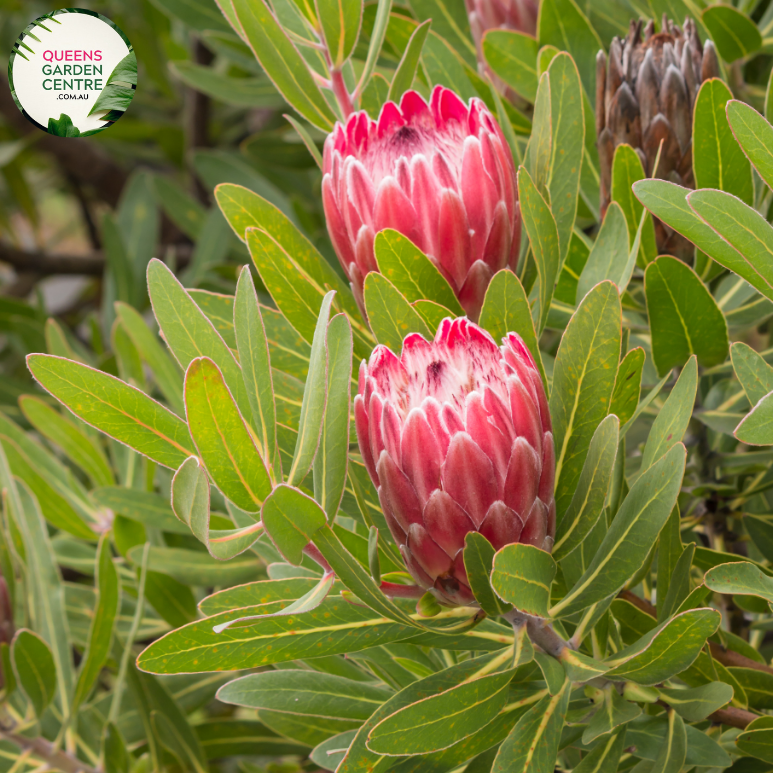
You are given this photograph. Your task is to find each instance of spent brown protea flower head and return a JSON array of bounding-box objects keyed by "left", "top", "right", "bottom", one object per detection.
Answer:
[
  {"left": 355, "top": 317, "right": 555, "bottom": 606},
  {"left": 322, "top": 87, "right": 520, "bottom": 321},
  {"left": 596, "top": 16, "right": 719, "bottom": 252}
]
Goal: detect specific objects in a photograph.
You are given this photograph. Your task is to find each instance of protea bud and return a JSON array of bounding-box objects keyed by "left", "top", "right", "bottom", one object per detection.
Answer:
[
  {"left": 355, "top": 317, "right": 554, "bottom": 606},
  {"left": 467, "top": 0, "right": 539, "bottom": 70},
  {"left": 596, "top": 16, "right": 719, "bottom": 253},
  {"left": 322, "top": 86, "right": 520, "bottom": 321}
]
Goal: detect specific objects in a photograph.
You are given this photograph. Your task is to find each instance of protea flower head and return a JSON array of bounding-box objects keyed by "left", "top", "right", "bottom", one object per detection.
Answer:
[
  {"left": 355, "top": 317, "right": 554, "bottom": 606},
  {"left": 596, "top": 16, "right": 719, "bottom": 254},
  {"left": 322, "top": 86, "right": 520, "bottom": 321}
]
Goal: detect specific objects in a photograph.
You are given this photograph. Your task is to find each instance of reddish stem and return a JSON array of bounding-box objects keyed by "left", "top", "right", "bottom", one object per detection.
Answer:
[
  {"left": 303, "top": 543, "right": 332, "bottom": 572},
  {"left": 380, "top": 581, "right": 425, "bottom": 599},
  {"left": 331, "top": 69, "right": 354, "bottom": 117}
]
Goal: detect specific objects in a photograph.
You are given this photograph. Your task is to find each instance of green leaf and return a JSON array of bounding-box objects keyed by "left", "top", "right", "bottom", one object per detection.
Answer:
[
  {"left": 633, "top": 180, "right": 773, "bottom": 303},
  {"left": 171, "top": 456, "right": 211, "bottom": 545},
  {"left": 582, "top": 686, "right": 640, "bottom": 744},
  {"left": 184, "top": 357, "right": 272, "bottom": 511},
  {"left": 537, "top": 0, "right": 603, "bottom": 99},
  {"left": 576, "top": 202, "right": 629, "bottom": 303},
  {"left": 364, "top": 273, "right": 431, "bottom": 351},
  {"left": 693, "top": 78, "right": 753, "bottom": 206},
  {"left": 290, "top": 291, "right": 334, "bottom": 486},
  {"left": 356, "top": 0, "right": 392, "bottom": 102},
  {"left": 611, "top": 144, "right": 657, "bottom": 265},
  {"left": 736, "top": 391, "right": 773, "bottom": 445},
  {"left": 11, "top": 629, "right": 56, "bottom": 718},
  {"left": 27, "top": 354, "right": 194, "bottom": 469},
  {"left": 219, "top": 669, "right": 391, "bottom": 721},
  {"left": 550, "top": 281, "right": 621, "bottom": 519},
  {"left": 552, "top": 414, "right": 619, "bottom": 561},
  {"left": 409, "top": 0, "right": 476, "bottom": 66},
  {"left": 483, "top": 30, "right": 539, "bottom": 103},
  {"left": 605, "top": 608, "right": 720, "bottom": 685},
  {"left": 72, "top": 533, "right": 120, "bottom": 713},
  {"left": 103, "top": 723, "right": 130, "bottom": 773},
  {"left": 736, "top": 726, "right": 773, "bottom": 763},
  {"left": 727, "top": 99, "right": 773, "bottom": 193},
  {"left": 492, "top": 676, "right": 570, "bottom": 773},
  {"left": 138, "top": 597, "right": 415, "bottom": 674},
  {"left": 189, "top": 289, "right": 237, "bottom": 349},
  {"left": 464, "top": 533, "right": 512, "bottom": 617},
  {"left": 704, "top": 560, "right": 773, "bottom": 602},
  {"left": 702, "top": 5, "right": 762, "bottom": 62},
  {"left": 115, "top": 302, "right": 185, "bottom": 415},
  {"left": 315, "top": 0, "right": 362, "bottom": 67},
  {"left": 525, "top": 74, "right": 551, "bottom": 196},
  {"left": 657, "top": 682, "right": 734, "bottom": 721},
  {"left": 312, "top": 524, "right": 420, "bottom": 628},
  {"left": 92, "top": 487, "right": 189, "bottom": 534},
  {"left": 644, "top": 257, "right": 729, "bottom": 376},
  {"left": 360, "top": 72, "right": 390, "bottom": 116},
  {"left": 368, "top": 668, "right": 516, "bottom": 755},
  {"left": 491, "top": 543, "right": 556, "bottom": 617},
  {"left": 479, "top": 269, "right": 546, "bottom": 387},
  {"left": 573, "top": 728, "right": 625, "bottom": 773},
  {"left": 519, "top": 165, "right": 560, "bottom": 334},
  {"left": 148, "top": 259, "right": 254, "bottom": 427},
  {"left": 153, "top": 177, "right": 207, "bottom": 241},
  {"left": 47, "top": 113, "right": 80, "bottom": 137},
  {"left": 235, "top": 267, "right": 278, "bottom": 468},
  {"left": 609, "top": 348, "right": 644, "bottom": 427},
  {"left": 550, "top": 443, "right": 686, "bottom": 618},
  {"left": 374, "top": 229, "right": 463, "bottom": 314},
  {"left": 262, "top": 484, "right": 326, "bottom": 565},
  {"left": 127, "top": 545, "right": 262, "bottom": 586},
  {"left": 641, "top": 356, "right": 697, "bottom": 471},
  {"left": 652, "top": 710, "right": 686, "bottom": 773},
  {"left": 151, "top": 711, "right": 208, "bottom": 773},
  {"left": 19, "top": 395, "right": 114, "bottom": 488},
  {"left": 732, "top": 342, "right": 773, "bottom": 406},
  {"left": 388, "top": 20, "right": 432, "bottom": 101},
  {"left": 314, "top": 314, "right": 352, "bottom": 518},
  {"left": 546, "top": 52, "right": 585, "bottom": 265},
  {"left": 231, "top": 0, "right": 336, "bottom": 129},
  {"left": 4, "top": 475, "right": 74, "bottom": 713}
]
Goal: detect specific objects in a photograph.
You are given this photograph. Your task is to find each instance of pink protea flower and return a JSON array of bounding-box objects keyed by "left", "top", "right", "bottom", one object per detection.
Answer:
[
  {"left": 322, "top": 86, "right": 520, "bottom": 321},
  {"left": 355, "top": 317, "right": 555, "bottom": 607}
]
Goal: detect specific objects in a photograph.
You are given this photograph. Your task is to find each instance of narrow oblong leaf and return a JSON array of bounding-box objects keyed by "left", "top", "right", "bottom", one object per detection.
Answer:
[
  {"left": 610, "top": 348, "right": 644, "bottom": 427},
  {"left": 479, "top": 268, "right": 546, "bottom": 387},
  {"left": 550, "top": 281, "right": 622, "bottom": 519},
  {"left": 604, "top": 608, "right": 720, "bottom": 685},
  {"left": 72, "top": 533, "right": 120, "bottom": 713},
  {"left": 550, "top": 443, "right": 686, "bottom": 618},
  {"left": 634, "top": 179, "right": 773, "bottom": 302},
  {"left": 184, "top": 357, "right": 272, "bottom": 512},
  {"left": 492, "top": 676, "right": 570, "bottom": 773},
  {"left": 694, "top": 78, "right": 754, "bottom": 203},
  {"left": 289, "top": 291, "right": 334, "bottom": 486},
  {"left": 727, "top": 100, "right": 773, "bottom": 193},
  {"left": 576, "top": 202, "right": 629, "bottom": 304},
  {"left": 704, "top": 560, "right": 773, "bottom": 602},
  {"left": 367, "top": 669, "right": 515, "bottom": 755},
  {"left": 235, "top": 266, "right": 277, "bottom": 467},
  {"left": 374, "top": 229, "right": 463, "bottom": 314},
  {"left": 314, "top": 314, "right": 352, "bottom": 518},
  {"left": 483, "top": 30, "right": 539, "bottom": 102},
  {"left": 388, "top": 21, "right": 431, "bottom": 102},
  {"left": 171, "top": 456, "right": 211, "bottom": 544},
  {"left": 26, "top": 354, "right": 194, "bottom": 470},
  {"left": 657, "top": 682, "right": 734, "bottom": 721},
  {"left": 231, "top": 0, "right": 336, "bottom": 130},
  {"left": 12, "top": 629, "right": 57, "bottom": 718},
  {"left": 731, "top": 342, "right": 773, "bottom": 406},
  {"left": 552, "top": 414, "right": 619, "bottom": 561},
  {"left": 640, "top": 356, "right": 697, "bottom": 471},
  {"left": 702, "top": 6, "right": 761, "bottom": 62},
  {"left": 519, "top": 164, "right": 559, "bottom": 334},
  {"left": 736, "top": 391, "right": 773, "bottom": 445},
  {"left": 464, "top": 533, "right": 512, "bottom": 617}
]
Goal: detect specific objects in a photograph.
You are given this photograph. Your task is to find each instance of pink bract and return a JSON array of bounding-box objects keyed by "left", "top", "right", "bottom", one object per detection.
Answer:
[
  {"left": 355, "top": 317, "right": 555, "bottom": 607},
  {"left": 322, "top": 86, "right": 520, "bottom": 321}
]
